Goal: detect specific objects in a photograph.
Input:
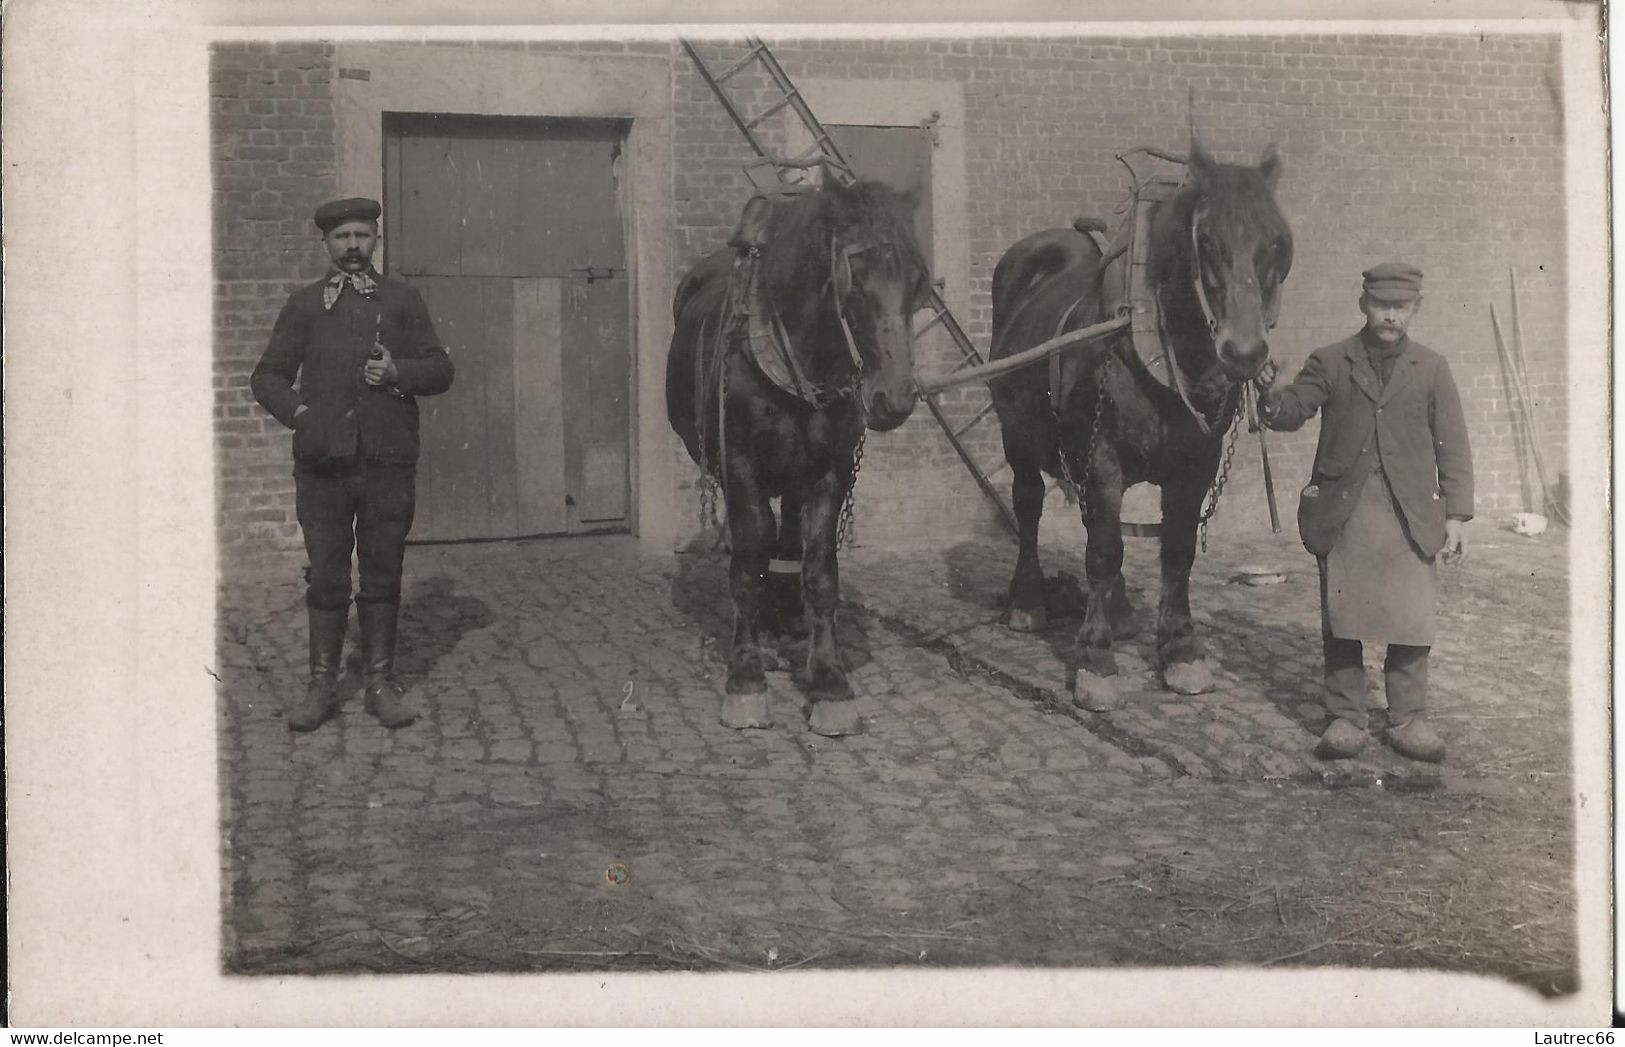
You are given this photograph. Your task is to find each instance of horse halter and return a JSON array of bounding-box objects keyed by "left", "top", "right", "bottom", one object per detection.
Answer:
[
  {"left": 1188, "top": 208, "right": 1222, "bottom": 337},
  {"left": 827, "top": 236, "right": 881, "bottom": 373}
]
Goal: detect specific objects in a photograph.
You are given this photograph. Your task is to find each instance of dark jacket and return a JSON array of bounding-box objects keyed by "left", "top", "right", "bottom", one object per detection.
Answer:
[
  {"left": 1262, "top": 331, "right": 1473, "bottom": 558},
  {"left": 252, "top": 270, "right": 454, "bottom": 467}
]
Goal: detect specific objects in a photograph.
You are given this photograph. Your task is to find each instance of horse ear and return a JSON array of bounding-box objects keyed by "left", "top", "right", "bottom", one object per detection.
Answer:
[
  {"left": 1258, "top": 143, "right": 1283, "bottom": 190},
  {"left": 1188, "top": 135, "right": 1218, "bottom": 182},
  {"left": 1186, "top": 86, "right": 1218, "bottom": 182}
]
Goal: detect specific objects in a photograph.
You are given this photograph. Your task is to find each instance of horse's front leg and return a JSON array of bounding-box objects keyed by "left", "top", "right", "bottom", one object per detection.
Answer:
[
  {"left": 1156, "top": 472, "right": 1215, "bottom": 695},
  {"left": 763, "top": 492, "right": 808, "bottom": 640},
  {"left": 719, "top": 471, "right": 776, "bottom": 729},
  {"left": 1073, "top": 457, "right": 1129, "bottom": 712},
  {"left": 798, "top": 458, "right": 861, "bottom": 737}
]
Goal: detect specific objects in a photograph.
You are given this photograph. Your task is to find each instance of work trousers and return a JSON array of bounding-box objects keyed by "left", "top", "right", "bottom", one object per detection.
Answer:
[
  {"left": 295, "top": 461, "right": 417, "bottom": 611},
  {"left": 1319, "top": 607, "right": 1430, "bottom": 730}
]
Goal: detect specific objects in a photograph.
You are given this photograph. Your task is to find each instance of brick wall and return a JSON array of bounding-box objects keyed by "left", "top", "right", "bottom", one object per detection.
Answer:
[{"left": 215, "top": 32, "right": 1567, "bottom": 561}]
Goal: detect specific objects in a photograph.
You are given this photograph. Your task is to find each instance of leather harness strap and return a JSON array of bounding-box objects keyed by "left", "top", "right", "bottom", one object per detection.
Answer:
[{"left": 1048, "top": 296, "right": 1086, "bottom": 414}]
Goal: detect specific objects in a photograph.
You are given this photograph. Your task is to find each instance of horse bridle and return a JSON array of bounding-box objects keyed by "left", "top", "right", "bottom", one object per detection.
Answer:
[
  {"left": 827, "top": 237, "right": 885, "bottom": 374},
  {"left": 1167, "top": 206, "right": 1249, "bottom": 437},
  {"left": 1189, "top": 209, "right": 1223, "bottom": 338},
  {"left": 1189, "top": 206, "right": 1281, "bottom": 338}
]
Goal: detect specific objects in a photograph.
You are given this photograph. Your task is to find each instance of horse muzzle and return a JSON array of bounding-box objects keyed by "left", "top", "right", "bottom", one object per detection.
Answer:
[
  {"left": 861, "top": 386, "right": 916, "bottom": 432},
  {"left": 1217, "top": 335, "right": 1271, "bottom": 381}
]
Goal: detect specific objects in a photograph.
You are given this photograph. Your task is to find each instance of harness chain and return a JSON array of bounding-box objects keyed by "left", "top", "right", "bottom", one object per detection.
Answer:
[
  {"left": 1062, "top": 353, "right": 1112, "bottom": 526},
  {"left": 697, "top": 252, "right": 753, "bottom": 545},
  {"left": 697, "top": 344, "right": 729, "bottom": 543},
  {"left": 694, "top": 241, "right": 874, "bottom": 553},
  {"left": 836, "top": 427, "right": 866, "bottom": 551},
  {"left": 1064, "top": 348, "right": 1247, "bottom": 551},
  {"left": 1195, "top": 384, "right": 1245, "bottom": 552}
]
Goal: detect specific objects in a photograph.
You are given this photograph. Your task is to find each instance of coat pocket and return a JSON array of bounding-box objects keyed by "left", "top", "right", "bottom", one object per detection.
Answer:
[
  {"left": 1297, "top": 482, "right": 1335, "bottom": 558},
  {"left": 291, "top": 403, "right": 357, "bottom": 468}
]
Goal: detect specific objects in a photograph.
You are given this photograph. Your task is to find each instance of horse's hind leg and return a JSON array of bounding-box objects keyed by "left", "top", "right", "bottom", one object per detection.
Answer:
[
  {"left": 719, "top": 475, "right": 776, "bottom": 729},
  {"left": 1005, "top": 440, "right": 1049, "bottom": 631},
  {"left": 798, "top": 463, "right": 860, "bottom": 736},
  {"left": 1156, "top": 480, "right": 1215, "bottom": 695}
]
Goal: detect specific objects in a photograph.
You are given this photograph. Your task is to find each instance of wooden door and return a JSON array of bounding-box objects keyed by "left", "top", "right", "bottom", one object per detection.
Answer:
[
  {"left": 827, "top": 123, "right": 934, "bottom": 262},
  {"left": 384, "top": 114, "right": 632, "bottom": 541}
]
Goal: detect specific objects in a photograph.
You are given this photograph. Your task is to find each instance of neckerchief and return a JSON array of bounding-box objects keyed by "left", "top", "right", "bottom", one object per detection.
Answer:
[{"left": 323, "top": 268, "right": 379, "bottom": 312}]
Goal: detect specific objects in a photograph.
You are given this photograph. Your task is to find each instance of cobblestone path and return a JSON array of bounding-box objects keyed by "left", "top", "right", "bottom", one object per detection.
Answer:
[{"left": 217, "top": 526, "right": 1577, "bottom": 993}]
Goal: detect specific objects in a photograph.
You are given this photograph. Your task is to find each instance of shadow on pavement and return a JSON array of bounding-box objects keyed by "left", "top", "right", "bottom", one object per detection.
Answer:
[{"left": 392, "top": 574, "right": 497, "bottom": 682}]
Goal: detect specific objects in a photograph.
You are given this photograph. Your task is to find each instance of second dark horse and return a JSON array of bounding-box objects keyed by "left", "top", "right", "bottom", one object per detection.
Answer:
[
  {"left": 989, "top": 139, "right": 1293, "bottom": 710},
  {"left": 667, "top": 166, "right": 929, "bottom": 736}
]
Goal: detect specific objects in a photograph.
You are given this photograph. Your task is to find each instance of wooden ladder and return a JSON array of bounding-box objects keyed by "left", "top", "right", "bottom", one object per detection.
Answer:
[{"left": 680, "top": 36, "right": 1020, "bottom": 536}]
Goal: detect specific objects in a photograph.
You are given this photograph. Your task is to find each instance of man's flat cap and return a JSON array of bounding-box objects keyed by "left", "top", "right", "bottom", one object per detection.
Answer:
[
  {"left": 314, "top": 197, "right": 382, "bottom": 232},
  {"left": 1362, "top": 262, "right": 1424, "bottom": 302}
]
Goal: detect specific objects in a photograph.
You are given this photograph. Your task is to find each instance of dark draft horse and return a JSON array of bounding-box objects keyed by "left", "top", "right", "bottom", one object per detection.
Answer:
[
  {"left": 666, "top": 167, "right": 929, "bottom": 736},
  {"left": 989, "top": 138, "right": 1292, "bottom": 710}
]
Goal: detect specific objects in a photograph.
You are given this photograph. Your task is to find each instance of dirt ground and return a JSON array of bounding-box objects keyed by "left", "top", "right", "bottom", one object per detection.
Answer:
[{"left": 217, "top": 518, "right": 1579, "bottom": 997}]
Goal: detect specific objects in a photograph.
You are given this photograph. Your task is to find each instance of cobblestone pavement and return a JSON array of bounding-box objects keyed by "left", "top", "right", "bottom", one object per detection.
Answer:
[{"left": 217, "top": 522, "right": 1577, "bottom": 992}]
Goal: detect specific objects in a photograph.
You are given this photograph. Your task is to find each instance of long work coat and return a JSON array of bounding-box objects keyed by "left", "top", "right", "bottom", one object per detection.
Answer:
[{"left": 1263, "top": 331, "right": 1474, "bottom": 644}]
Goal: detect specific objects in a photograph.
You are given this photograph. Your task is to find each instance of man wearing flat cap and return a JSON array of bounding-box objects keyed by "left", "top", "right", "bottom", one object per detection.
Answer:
[
  {"left": 252, "top": 196, "right": 455, "bottom": 731},
  {"left": 1256, "top": 263, "right": 1473, "bottom": 763}
]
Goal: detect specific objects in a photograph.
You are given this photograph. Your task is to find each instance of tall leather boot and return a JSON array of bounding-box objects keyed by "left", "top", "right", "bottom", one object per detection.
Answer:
[
  {"left": 358, "top": 601, "right": 415, "bottom": 728},
  {"left": 289, "top": 606, "right": 347, "bottom": 732}
]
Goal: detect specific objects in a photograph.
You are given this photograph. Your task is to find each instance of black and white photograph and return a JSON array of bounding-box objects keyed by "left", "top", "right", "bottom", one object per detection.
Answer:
[{"left": 4, "top": 0, "right": 1614, "bottom": 1030}]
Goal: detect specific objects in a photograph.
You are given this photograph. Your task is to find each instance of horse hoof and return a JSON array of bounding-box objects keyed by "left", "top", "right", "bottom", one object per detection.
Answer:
[
  {"left": 1008, "top": 607, "right": 1048, "bottom": 632},
  {"left": 720, "top": 693, "right": 774, "bottom": 730},
  {"left": 1072, "top": 673, "right": 1121, "bottom": 712},
  {"left": 1163, "top": 660, "right": 1214, "bottom": 695},
  {"left": 801, "top": 668, "right": 855, "bottom": 703},
  {"left": 808, "top": 700, "right": 862, "bottom": 737}
]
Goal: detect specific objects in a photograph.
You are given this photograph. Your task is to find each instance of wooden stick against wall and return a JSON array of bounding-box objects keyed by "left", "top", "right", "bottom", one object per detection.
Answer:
[
  {"left": 1507, "top": 268, "right": 1555, "bottom": 502},
  {"left": 1490, "top": 299, "right": 1550, "bottom": 517}
]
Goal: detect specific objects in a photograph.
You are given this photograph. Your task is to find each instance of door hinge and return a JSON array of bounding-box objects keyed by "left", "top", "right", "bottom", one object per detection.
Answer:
[{"left": 570, "top": 266, "right": 624, "bottom": 284}]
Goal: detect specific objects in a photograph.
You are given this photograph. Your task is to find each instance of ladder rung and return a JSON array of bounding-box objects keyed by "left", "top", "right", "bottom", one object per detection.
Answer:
[
  {"left": 744, "top": 92, "right": 796, "bottom": 129},
  {"left": 714, "top": 45, "right": 767, "bottom": 84},
  {"left": 951, "top": 401, "right": 997, "bottom": 439},
  {"left": 915, "top": 307, "right": 952, "bottom": 336}
]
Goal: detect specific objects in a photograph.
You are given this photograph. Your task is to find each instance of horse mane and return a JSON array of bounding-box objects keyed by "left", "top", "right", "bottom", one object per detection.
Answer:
[{"left": 757, "top": 178, "right": 927, "bottom": 320}]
